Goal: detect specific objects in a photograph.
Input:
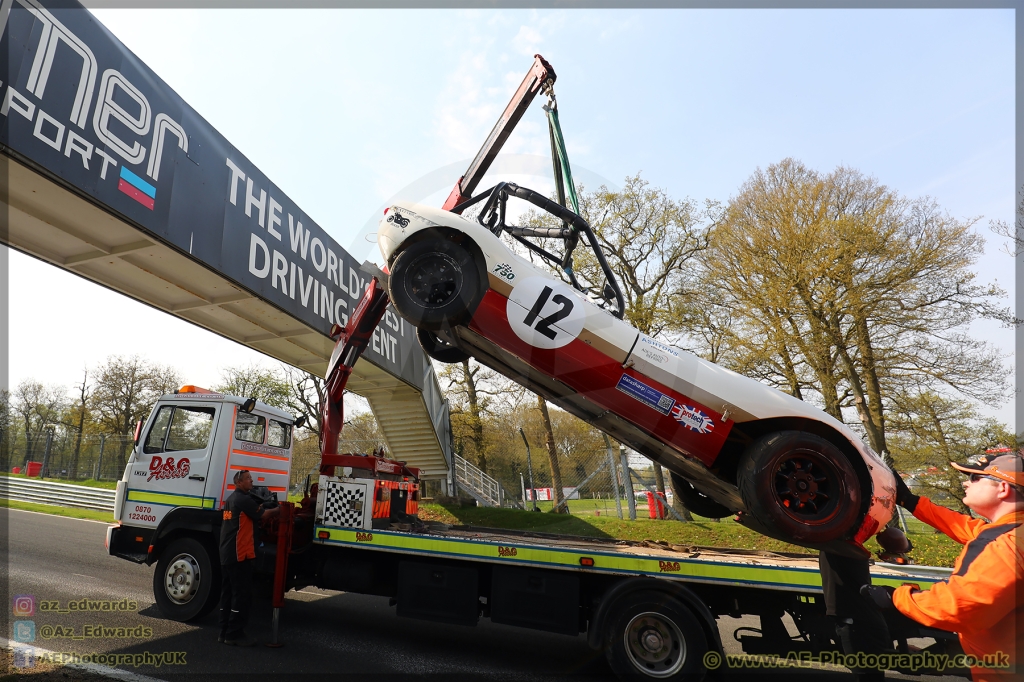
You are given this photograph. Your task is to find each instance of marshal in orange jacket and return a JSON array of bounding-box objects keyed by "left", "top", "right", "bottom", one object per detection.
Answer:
[{"left": 893, "top": 497, "right": 1024, "bottom": 681}]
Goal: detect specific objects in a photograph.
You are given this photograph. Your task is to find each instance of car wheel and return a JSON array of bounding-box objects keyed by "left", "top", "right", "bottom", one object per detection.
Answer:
[
  {"left": 604, "top": 590, "right": 709, "bottom": 681},
  {"left": 152, "top": 537, "right": 219, "bottom": 622},
  {"left": 669, "top": 473, "right": 732, "bottom": 519},
  {"left": 737, "top": 431, "right": 861, "bottom": 543},
  {"left": 389, "top": 238, "right": 483, "bottom": 331},
  {"left": 417, "top": 328, "right": 471, "bottom": 364}
]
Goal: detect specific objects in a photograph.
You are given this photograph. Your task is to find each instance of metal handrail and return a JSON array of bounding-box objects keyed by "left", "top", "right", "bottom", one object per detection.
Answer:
[{"left": 453, "top": 454, "right": 509, "bottom": 507}]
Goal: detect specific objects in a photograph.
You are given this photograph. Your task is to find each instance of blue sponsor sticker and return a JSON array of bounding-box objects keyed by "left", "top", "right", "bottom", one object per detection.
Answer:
[{"left": 616, "top": 374, "right": 675, "bottom": 415}]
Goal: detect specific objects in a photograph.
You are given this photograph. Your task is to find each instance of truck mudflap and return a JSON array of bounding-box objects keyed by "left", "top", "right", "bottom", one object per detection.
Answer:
[{"left": 107, "top": 524, "right": 154, "bottom": 564}]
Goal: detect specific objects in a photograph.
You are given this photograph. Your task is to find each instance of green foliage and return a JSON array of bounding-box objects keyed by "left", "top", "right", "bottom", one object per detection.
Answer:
[{"left": 214, "top": 363, "right": 291, "bottom": 409}]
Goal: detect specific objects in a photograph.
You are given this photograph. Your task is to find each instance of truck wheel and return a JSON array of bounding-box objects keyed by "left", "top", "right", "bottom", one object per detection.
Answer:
[
  {"left": 153, "top": 537, "right": 218, "bottom": 622},
  {"left": 737, "top": 431, "right": 861, "bottom": 543},
  {"left": 417, "top": 328, "right": 471, "bottom": 364},
  {"left": 389, "top": 238, "right": 483, "bottom": 331},
  {"left": 604, "top": 590, "right": 708, "bottom": 680},
  {"left": 669, "top": 473, "right": 732, "bottom": 519}
]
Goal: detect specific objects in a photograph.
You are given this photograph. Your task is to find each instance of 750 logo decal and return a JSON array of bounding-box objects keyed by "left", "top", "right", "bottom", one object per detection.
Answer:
[{"left": 492, "top": 262, "right": 516, "bottom": 282}]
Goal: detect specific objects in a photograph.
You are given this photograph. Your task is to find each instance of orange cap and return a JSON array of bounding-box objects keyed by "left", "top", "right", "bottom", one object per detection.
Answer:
[{"left": 951, "top": 454, "right": 1024, "bottom": 487}]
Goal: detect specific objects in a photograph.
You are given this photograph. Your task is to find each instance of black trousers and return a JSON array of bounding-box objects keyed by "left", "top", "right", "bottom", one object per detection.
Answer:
[
  {"left": 819, "top": 551, "right": 892, "bottom": 682},
  {"left": 218, "top": 559, "right": 254, "bottom": 638}
]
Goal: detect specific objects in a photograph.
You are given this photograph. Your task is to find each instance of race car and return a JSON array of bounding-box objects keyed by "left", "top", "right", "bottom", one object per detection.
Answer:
[{"left": 376, "top": 182, "right": 896, "bottom": 554}]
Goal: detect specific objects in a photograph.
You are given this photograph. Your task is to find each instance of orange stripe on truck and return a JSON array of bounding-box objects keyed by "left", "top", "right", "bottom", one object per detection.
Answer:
[
  {"left": 229, "top": 464, "right": 288, "bottom": 476},
  {"left": 226, "top": 484, "right": 287, "bottom": 493}
]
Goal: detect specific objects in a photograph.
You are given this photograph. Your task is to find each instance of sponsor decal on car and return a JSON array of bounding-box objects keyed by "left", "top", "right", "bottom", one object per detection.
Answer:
[
  {"left": 615, "top": 374, "right": 675, "bottom": 416},
  {"left": 386, "top": 210, "right": 410, "bottom": 227},
  {"left": 492, "top": 262, "right": 516, "bottom": 282},
  {"left": 640, "top": 336, "right": 680, "bottom": 357},
  {"left": 671, "top": 404, "right": 714, "bottom": 434}
]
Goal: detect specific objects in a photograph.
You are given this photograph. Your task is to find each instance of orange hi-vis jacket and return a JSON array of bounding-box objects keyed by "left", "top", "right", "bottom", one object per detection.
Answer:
[{"left": 893, "top": 497, "right": 1024, "bottom": 681}]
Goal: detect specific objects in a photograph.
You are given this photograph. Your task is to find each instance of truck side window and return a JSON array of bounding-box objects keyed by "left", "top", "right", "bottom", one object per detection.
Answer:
[
  {"left": 235, "top": 412, "right": 266, "bottom": 444},
  {"left": 143, "top": 406, "right": 173, "bottom": 454},
  {"left": 268, "top": 419, "right": 291, "bottom": 449},
  {"left": 165, "top": 407, "right": 216, "bottom": 452}
]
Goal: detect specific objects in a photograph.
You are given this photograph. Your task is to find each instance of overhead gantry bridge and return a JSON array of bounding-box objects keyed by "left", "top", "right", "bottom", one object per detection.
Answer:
[{"left": 0, "top": 0, "right": 452, "bottom": 481}]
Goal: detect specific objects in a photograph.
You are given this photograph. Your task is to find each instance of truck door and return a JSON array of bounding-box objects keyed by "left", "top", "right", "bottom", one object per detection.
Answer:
[
  {"left": 123, "top": 401, "right": 221, "bottom": 528},
  {"left": 217, "top": 408, "right": 292, "bottom": 506}
]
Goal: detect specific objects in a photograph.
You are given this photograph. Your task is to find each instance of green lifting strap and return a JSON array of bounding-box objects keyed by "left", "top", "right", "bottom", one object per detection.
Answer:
[{"left": 546, "top": 106, "right": 579, "bottom": 215}]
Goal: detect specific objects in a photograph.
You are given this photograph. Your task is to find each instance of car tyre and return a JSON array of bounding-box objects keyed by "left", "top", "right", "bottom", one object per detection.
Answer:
[
  {"left": 389, "top": 238, "right": 483, "bottom": 331},
  {"left": 737, "top": 431, "right": 861, "bottom": 543},
  {"left": 152, "top": 537, "right": 219, "bottom": 622},
  {"left": 604, "top": 590, "right": 709, "bottom": 681},
  {"left": 417, "top": 328, "right": 471, "bottom": 364},
  {"left": 669, "top": 473, "right": 732, "bottom": 519}
]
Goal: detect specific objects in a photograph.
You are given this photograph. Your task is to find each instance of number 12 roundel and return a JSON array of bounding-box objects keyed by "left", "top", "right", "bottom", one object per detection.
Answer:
[{"left": 507, "top": 278, "right": 587, "bottom": 349}]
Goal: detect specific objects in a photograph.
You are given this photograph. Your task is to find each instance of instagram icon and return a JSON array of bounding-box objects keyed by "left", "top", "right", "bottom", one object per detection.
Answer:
[{"left": 12, "top": 595, "right": 35, "bottom": 617}]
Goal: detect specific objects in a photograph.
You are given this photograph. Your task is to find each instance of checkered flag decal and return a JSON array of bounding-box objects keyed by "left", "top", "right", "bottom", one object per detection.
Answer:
[{"left": 322, "top": 481, "right": 366, "bottom": 528}]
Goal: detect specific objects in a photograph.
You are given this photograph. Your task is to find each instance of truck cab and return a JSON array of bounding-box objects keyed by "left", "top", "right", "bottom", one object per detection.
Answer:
[{"left": 105, "top": 386, "right": 298, "bottom": 619}]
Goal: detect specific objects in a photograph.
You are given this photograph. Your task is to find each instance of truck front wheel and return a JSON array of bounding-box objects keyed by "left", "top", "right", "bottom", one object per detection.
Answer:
[
  {"left": 604, "top": 590, "right": 708, "bottom": 681},
  {"left": 153, "top": 537, "right": 219, "bottom": 622}
]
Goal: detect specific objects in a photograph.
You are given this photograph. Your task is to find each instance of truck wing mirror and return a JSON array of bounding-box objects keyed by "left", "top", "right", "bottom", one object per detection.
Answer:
[
  {"left": 293, "top": 414, "right": 307, "bottom": 429},
  {"left": 241, "top": 398, "right": 257, "bottom": 413}
]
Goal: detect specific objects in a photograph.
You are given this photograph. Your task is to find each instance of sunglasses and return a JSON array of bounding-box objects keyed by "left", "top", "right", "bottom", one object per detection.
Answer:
[{"left": 968, "top": 473, "right": 998, "bottom": 483}]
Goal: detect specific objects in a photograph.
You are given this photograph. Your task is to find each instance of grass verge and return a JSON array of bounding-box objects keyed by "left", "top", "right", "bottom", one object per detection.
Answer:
[
  {"left": 418, "top": 503, "right": 961, "bottom": 567},
  {"left": 1, "top": 498, "right": 114, "bottom": 523}
]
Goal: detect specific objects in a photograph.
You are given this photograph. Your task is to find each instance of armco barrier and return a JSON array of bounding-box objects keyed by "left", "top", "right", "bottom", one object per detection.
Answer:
[{"left": 0, "top": 477, "right": 115, "bottom": 513}]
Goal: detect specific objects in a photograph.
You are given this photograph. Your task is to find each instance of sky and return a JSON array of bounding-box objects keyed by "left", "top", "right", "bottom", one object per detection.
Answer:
[{"left": 5, "top": 8, "right": 1017, "bottom": 429}]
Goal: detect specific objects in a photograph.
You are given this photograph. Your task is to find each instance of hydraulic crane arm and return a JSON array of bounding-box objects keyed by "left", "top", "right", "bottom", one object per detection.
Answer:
[
  {"left": 442, "top": 54, "right": 556, "bottom": 212},
  {"left": 319, "top": 276, "right": 391, "bottom": 458}
]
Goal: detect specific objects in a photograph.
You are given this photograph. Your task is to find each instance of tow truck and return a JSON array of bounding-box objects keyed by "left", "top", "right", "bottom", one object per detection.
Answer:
[
  {"left": 105, "top": 56, "right": 968, "bottom": 680},
  {"left": 106, "top": 273, "right": 966, "bottom": 680}
]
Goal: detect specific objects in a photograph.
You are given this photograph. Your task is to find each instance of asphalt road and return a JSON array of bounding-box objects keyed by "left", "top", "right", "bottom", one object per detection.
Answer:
[{"left": 2, "top": 508, "right": 965, "bottom": 681}]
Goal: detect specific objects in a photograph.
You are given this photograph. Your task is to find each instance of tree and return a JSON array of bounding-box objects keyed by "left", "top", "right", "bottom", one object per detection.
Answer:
[
  {"left": 90, "top": 355, "right": 181, "bottom": 464},
  {"left": 215, "top": 364, "right": 290, "bottom": 409},
  {"left": 887, "top": 391, "right": 1015, "bottom": 512},
  {"left": 68, "top": 369, "right": 91, "bottom": 479},
  {"left": 281, "top": 365, "right": 324, "bottom": 441},
  {"left": 439, "top": 359, "right": 522, "bottom": 474},
  {"left": 12, "top": 379, "right": 66, "bottom": 466},
  {"left": 697, "top": 159, "right": 1010, "bottom": 457}
]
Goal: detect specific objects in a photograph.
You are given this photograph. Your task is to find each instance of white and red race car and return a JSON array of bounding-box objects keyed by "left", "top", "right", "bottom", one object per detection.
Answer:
[{"left": 377, "top": 183, "right": 896, "bottom": 554}]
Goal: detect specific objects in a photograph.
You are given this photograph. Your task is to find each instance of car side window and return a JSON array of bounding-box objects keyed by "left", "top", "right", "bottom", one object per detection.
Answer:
[
  {"left": 235, "top": 412, "right": 266, "bottom": 444},
  {"left": 143, "top": 406, "right": 173, "bottom": 454},
  {"left": 165, "top": 407, "right": 216, "bottom": 452},
  {"left": 268, "top": 419, "right": 291, "bottom": 449}
]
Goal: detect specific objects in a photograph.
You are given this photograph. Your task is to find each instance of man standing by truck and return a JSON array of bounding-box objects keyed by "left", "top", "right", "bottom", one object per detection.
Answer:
[
  {"left": 219, "top": 470, "right": 280, "bottom": 646},
  {"left": 864, "top": 454, "right": 1024, "bottom": 681}
]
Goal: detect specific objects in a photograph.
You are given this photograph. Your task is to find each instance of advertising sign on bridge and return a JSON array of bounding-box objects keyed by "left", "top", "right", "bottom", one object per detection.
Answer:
[{"left": 0, "top": 0, "right": 425, "bottom": 389}]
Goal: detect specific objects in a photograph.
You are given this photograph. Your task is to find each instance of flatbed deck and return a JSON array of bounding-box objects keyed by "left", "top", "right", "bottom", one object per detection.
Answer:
[{"left": 314, "top": 522, "right": 949, "bottom": 593}]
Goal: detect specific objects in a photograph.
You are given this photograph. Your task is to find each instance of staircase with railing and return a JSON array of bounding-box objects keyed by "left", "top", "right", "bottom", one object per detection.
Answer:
[{"left": 453, "top": 454, "right": 520, "bottom": 508}]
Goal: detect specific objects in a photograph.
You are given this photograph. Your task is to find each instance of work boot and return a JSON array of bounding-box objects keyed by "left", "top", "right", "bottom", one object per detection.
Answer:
[{"left": 223, "top": 633, "right": 256, "bottom": 647}]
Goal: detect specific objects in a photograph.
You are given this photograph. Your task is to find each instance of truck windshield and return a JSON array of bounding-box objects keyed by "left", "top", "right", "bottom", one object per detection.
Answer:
[{"left": 144, "top": 406, "right": 216, "bottom": 454}]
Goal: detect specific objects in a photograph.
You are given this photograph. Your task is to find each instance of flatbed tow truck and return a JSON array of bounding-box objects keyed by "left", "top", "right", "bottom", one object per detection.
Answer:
[
  {"left": 108, "top": 275, "right": 966, "bottom": 681},
  {"left": 106, "top": 55, "right": 968, "bottom": 681}
]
